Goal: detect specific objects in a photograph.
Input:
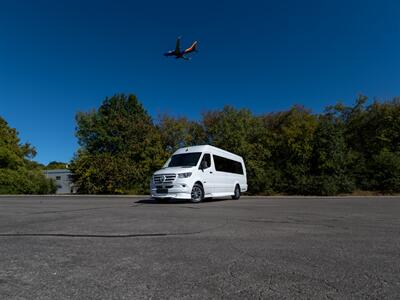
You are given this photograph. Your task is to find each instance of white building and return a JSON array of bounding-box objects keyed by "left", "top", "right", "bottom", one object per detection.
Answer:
[{"left": 43, "top": 169, "right": 77, "bottom": 194}]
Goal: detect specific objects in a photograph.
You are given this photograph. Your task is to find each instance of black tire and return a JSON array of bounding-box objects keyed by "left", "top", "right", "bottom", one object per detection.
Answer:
[
  {"left": 190, "top": 183, "right": 204, "bottom": 203},
  {"left": 231, "top": 185, "right": 241, "bottom": 200}
]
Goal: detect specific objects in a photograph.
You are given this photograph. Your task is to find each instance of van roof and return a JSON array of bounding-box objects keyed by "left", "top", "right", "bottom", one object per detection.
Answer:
[{"left": 173, "top": 145, "right": 243, "bottom": 161}]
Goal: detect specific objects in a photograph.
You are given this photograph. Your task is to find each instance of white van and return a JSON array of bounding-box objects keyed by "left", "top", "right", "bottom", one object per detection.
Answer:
[{"left": 150, "top": 145, "right": 247, "bottom": 203}]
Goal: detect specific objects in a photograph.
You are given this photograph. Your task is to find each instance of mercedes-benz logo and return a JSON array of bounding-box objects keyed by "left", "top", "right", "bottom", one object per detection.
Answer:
[{"left": 161, "top": 175, "right": 166, "bottom": 183}]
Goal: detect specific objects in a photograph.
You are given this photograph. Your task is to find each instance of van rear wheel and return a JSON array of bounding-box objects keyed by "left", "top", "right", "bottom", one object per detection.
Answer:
[
  {"left": 232, "top": 185, "right": 241, "bottom": 200},
  {"left": 190, "top": 183, "right": 204, "bottom": 203}
]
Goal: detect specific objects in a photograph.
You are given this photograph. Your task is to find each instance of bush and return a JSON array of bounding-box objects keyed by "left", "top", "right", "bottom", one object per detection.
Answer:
[
  {"left": 0, "top": 168, "right": 56, "bottom": 194},
  {"left": 370, "top": 150, "right": 400, "bottom": 193}
]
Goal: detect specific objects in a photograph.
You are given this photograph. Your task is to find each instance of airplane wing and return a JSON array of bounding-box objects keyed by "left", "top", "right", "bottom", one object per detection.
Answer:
[
  {"left": 175, "top": 37, "right": 181, "bottom": 53},
  {"left": 183, "top": 41, "right": 198, "bottom": 54}
]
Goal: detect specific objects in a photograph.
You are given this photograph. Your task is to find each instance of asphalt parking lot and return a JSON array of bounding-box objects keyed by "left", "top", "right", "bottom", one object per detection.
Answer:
[{"left": 0, "top": 196, "right": 399, "bottom": 299}]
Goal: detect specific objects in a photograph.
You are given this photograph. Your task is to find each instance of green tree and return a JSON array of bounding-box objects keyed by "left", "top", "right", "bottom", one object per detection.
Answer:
[
  {"left": 70, "top": 94, "right": 166, "bottom": 194},
  {"left": 309, "top": 114, "right": 355, "bottom": 195},
  {"left": 265, "top": 106, "right": 318, "bottom": 194},
  {"left": 0, "top": 116, "right": 56, "bottom": 194},
  {"left": 330, "top": 96, "right": 400, "bottom": 192},
  {"left": 157, "top": 115, "right": 207, "bottom": 153},
  {"left": 203, "top": 106, "right": 277, "bottom": 194}
]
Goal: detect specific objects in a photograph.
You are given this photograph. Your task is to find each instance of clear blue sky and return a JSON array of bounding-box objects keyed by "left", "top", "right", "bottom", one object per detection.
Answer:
[{"left": 1, "top": 0, "right": 399, "bottom": 164}]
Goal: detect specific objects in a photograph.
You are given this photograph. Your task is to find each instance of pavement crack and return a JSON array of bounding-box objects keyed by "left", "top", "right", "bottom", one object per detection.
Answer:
[
  {"left": 30, "top": 206, "right": 117, "bottom": 215},
  {"left": 0, "top": 223, "right": 227, "bottom": 239},
  {"left": 0, "top": 233, "right": 173, "bottom": 238}
]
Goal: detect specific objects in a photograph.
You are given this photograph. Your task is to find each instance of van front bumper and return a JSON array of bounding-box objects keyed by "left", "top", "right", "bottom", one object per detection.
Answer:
[{"left": 150, "top": 184, "right": 192, "bottom": 199}]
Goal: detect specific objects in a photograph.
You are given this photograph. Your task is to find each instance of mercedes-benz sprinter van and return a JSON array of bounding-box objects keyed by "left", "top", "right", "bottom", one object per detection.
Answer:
[{"left": 150, "top": 145, "right": 247, "bottom": 203}]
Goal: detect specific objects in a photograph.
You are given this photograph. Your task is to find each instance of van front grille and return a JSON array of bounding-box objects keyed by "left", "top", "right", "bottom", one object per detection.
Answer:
[
  {"left": 156, "top": 185, "right": 173, "bottom": 189},
  {"left": 153, "top": 174, "right": 176, "bottom": 184}
]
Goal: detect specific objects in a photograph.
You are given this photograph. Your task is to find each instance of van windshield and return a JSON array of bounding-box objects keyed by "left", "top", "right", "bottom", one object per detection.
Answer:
[{"left": 167, "top": 152, "right": 202, "bottom": 167}]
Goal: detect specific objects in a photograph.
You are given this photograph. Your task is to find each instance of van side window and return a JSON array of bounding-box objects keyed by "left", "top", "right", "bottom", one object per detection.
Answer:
[
  {"left": 199, "top": 154, "right": 211, "bottom": 169},
  {"left": 213, "top": 155, "right": 243, "bottom": 174}
]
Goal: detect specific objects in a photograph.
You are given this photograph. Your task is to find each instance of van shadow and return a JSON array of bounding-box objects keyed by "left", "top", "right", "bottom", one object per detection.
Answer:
[{"left": 135, "top": 197, "right": 229, "bottom": 205}]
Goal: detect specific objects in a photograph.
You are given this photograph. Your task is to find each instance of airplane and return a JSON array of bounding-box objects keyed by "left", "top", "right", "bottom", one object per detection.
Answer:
[{"left": 164, "top": 37, "right": 198, "bottom": 60}]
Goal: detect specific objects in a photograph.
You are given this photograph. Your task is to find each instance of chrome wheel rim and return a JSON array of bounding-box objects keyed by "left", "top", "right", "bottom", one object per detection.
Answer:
[{"left": 191, "top": 186, "right": 202, "bottom": 201}]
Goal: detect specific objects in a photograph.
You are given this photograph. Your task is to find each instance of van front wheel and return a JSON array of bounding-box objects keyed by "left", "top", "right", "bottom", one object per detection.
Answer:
[
  {"left": 232, "top": 185, "right": 241, "bottom": 200},
  {"left": 190, "top": 183, "right": 204, "bottom": 203}
]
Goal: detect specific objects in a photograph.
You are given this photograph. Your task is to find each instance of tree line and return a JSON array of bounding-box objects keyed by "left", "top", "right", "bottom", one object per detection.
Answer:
[
  {"left": 1, "top": 93, "right": 399, "bottom": 195},
  {"left": 70, "top": 94, "right": 400, "bottom": 195}
]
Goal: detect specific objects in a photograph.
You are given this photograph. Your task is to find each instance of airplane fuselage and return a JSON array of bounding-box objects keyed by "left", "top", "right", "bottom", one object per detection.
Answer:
[{"left": 164, "top": 51, "right": 186, "bottom": 59}]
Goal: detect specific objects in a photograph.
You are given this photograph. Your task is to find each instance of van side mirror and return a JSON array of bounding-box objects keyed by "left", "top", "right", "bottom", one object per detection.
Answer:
[{"left": 200, "top": 160, "right": 208, "bottom": 170}]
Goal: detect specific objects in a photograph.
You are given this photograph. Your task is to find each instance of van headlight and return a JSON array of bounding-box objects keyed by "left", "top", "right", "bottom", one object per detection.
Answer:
[{"left": 178, "top": 172, "right": 192, "bottom": 178}]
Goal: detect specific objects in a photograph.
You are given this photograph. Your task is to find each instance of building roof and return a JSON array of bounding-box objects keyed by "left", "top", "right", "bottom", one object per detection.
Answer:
[{"left": 43, "top": 169, "right": 72, "bottom": 174}]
